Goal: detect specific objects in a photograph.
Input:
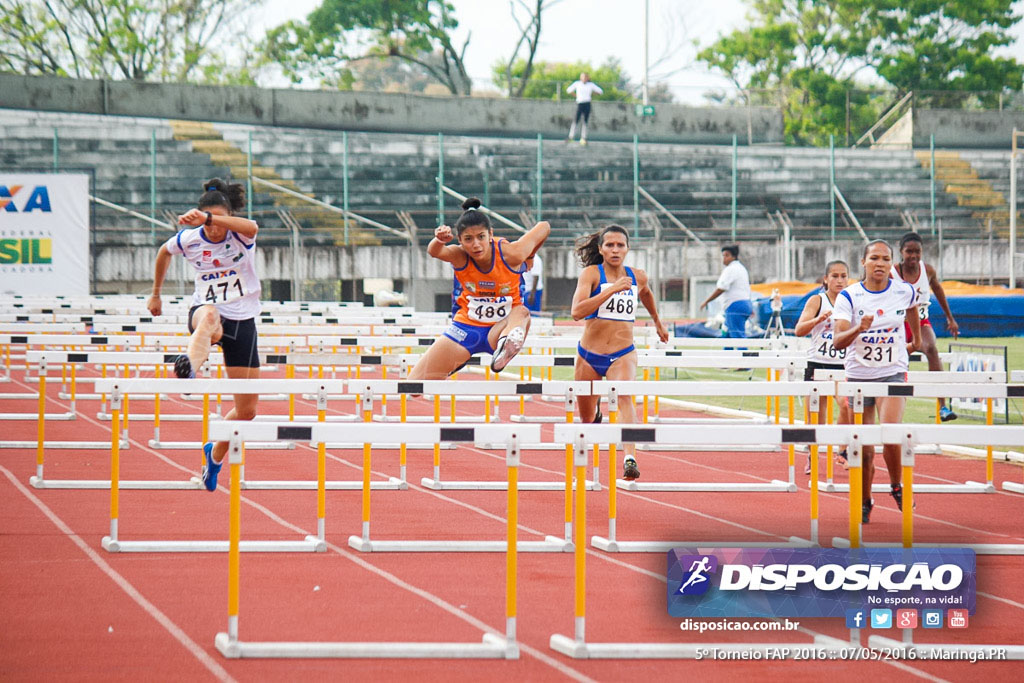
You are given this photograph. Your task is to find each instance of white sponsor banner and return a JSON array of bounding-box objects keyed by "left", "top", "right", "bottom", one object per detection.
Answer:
[{"left": 0, "top": 173, "right": 89, "bottom": 295}]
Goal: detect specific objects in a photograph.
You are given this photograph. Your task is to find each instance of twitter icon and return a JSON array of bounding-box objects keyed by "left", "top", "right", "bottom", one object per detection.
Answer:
[{"left": 870, "top": 609, "right": 893, "bottom": 629}]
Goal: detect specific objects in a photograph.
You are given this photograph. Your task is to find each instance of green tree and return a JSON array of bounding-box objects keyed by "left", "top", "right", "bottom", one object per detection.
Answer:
[
  {"left": 493, "top": 59, "right": 635, "bottom": 101},
  {"left": 698, "top": 0, "right": 879, "bottom": 145},
  {"left": 0, "top": 0, "right": 264, "bottom": 83},
  {"left": 263, "top": 0, "right": 472, "bottom": 94},
  {"left": 698, "top": 0, "right": 1024, "bottom": 144},
  {"left": 868, "top": 0, "right": 1022, "bottom": 107}
]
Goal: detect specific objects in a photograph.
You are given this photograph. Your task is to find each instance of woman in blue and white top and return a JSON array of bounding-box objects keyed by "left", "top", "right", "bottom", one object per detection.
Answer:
[
  {"left": 832, "top": 240, "right": 921, "bottom": 524},
  {"left": 146, "top": 178, "right": 261, "bottom": 493},
  {"left": 794, "top": 260, "right": 851, "bottom": 474},
  {"left": 570, "top": 225, "right": 669, "bottom": 481}
]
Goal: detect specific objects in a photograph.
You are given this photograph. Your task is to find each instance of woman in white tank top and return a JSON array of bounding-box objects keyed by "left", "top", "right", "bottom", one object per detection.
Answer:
[
  {"left": 794, "top": 260, "right": 851, "bottom": 474},
  {"left": 832, "top": 240, "right": 921, "bottom": 525}
]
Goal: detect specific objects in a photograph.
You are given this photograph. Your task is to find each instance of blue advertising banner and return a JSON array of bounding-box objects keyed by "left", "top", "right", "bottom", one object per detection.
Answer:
[{"left": 667, "top": 548, "right": 976, "bottom": 618}]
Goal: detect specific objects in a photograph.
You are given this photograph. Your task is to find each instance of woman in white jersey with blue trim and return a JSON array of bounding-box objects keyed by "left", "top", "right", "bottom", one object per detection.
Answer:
[
  {"left": 146, "top": 178, "right": 261, "bottom": 493},
  {"left": 794, "top": 259, "right": 851, "bottom": 474},
  {"left": 832, "top": 240, "right": 921, "bottom": 524},
  {"left": 570, "top": 225, "right": 669, "bottom": 480}
]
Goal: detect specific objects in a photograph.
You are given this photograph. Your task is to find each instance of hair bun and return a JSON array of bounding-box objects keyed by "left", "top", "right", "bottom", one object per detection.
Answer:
[{"left": 461, "top": 197, "right": 482, "bottom": 211}]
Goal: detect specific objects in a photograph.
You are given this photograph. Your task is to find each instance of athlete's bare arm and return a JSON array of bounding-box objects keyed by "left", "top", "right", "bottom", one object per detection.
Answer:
[
  {"left": 636, "top": 270, "right": 669, "bottom": 342},
  {"left": 500, "top": 221, "right": 551, "bottom": 268},
  {"left": 570, "top": 266, "right": 631, "bottom": 320},
  {"left": 426, "top": 225, "right": 468, "bottom": 265},
  {"left": 925, "top": 263, "right": 959, "bottom": 338},
  {"left": 794, "top": 295, "right": 825, "bottom": 337}
]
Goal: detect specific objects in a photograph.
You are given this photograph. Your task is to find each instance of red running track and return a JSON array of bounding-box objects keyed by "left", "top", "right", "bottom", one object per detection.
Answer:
[{"left": 2, "top": 366, "right": 1023, "bottom": 682}]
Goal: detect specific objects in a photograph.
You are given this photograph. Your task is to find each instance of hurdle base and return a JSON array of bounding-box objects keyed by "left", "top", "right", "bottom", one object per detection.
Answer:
[
  {"left": 241, "top": 477, "right": 406, "bottom": 491},
  {"left": 102, "top": 535, "right": 327, "bottom": 553},
  {"left": 215, "top": 632, "right": 517, "bottom": 659},
  {"left": 869, "top": 635, "right": 1024, "bottom": 660},
  {"left": 2, "top": 440, "right": 128, "bottom": 449},
  {"left": 817, "top": 481, "right": 993, "bottom": 494},
  {"left": 347, "top": 535, "right": 571, "bottom": 553},
  {"left": 592, "top": 535, "right": 815, "bottom": 553},
  {"left": 617, "top": 479, "right": 796, "bottom": 493},
  {"left": 420, "top": 477, "right": 598, "bottom": 492},
  {"left": 0, "top": 411, "right": 75, "bottom": 421},
  {"left": 1002, "top": 481, "right": 1024, "bottom": 494},
  {"left": 550, "top": 635, "right": 821, "bottom": 659},
  {"left": 30, "top": 476, "right": 200, "bottom": 490},
  {"left": 148, "top": 440, "right": 295, "bottom": 450},
  {"left": 831, "top": 537, "right": 1024, "bottom": 555}
]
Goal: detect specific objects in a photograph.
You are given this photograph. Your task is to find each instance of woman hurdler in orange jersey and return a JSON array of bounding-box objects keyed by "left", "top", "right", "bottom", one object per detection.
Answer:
[{"left": 408, "top": 197, "right": 550, "bottom": 380}]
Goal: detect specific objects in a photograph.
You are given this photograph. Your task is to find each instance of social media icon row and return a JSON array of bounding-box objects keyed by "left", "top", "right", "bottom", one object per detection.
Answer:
[{"left": 845, "top": 609, "right": 968, "bottom": 629}]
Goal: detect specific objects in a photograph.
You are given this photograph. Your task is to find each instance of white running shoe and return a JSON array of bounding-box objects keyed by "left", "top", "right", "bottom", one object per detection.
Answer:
[{"left": 490, "top": 326, "right": 526, "bottom": 372}]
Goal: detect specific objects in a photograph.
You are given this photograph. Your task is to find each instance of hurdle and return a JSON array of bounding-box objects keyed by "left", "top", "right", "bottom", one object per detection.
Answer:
[
  {"left": 213, "top": 422, "right": 524, "bottom": 659},
  {"left": 831, "top": 423, "right": 1024, "bottom": 556},
  {"left": 336, "top": 416, "right": 567, "bottom": 553},
  {"left": 552, "top": 422, "right": 840, "bottom": 553},
  {"left": 829, "top": 423, "right": 1024, "bottom": 659},
  {"left": 548, "top": 423, "right": 880, "bottom": 659},
  {"left": 351, "top": 379, "right": 592, "bottom": 487},
  {"left": 98, "top": 382, "right": 326, "bottom": 553},
  {"left": 1003, "top": 370, "right": 1024, "bottom": 495},
  {"left": 827, "top": 380, "right": 1024, "bottom": 494},
  {"left": 93, "top": 377, "right": 405, "bottom": 491}
]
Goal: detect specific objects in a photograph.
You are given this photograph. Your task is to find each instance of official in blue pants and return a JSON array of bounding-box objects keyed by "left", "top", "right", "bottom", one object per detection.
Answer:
[{"left": 699, "top": 245, "right": 752, "bottom": 338}]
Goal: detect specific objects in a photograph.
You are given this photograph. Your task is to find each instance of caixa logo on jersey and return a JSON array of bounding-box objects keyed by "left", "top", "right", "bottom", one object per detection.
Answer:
[
  {"left": 667, "top": 548, "right": 975, "bottom": 618},
  {"left": 0, "top": 185, "right": 52, "bottom": 213}
]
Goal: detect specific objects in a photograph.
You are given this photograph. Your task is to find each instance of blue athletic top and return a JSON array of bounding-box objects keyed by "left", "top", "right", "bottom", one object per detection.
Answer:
[{"left": 585, "top": 264, "right": 637, "bottom": 320}]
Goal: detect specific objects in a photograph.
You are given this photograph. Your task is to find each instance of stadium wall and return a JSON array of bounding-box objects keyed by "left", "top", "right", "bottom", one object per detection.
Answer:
[
  {"left": 0, "top": 73, "right": 782, "bottom": 144},
  {"left": 913, "top": 109, "right": 1024, "bottom": 148},
  {"left": 93, "top": 239, "right": 1021, "bottom": 314}
]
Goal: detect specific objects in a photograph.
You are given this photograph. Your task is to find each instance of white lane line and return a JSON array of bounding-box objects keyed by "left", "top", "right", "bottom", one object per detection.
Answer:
[{"left": 0, "top": 466, "right": 235, "bottom": 683}]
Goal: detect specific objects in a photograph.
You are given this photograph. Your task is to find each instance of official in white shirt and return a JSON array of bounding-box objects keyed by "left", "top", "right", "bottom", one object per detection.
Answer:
[
  {"left": 566, "top": 73, "right": 603, "bottom": 145},
  {"left": 700, "top": 245, "right": 752, "bottom": 338}
]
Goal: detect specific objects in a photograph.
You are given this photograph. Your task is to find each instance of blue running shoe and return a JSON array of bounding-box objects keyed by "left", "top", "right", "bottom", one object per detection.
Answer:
[
  {"left": 201, "top": 442, "right": 221, "bottom": 492},
  {"left": 939, "top": 405, "right": 957, "bottom": 422}
]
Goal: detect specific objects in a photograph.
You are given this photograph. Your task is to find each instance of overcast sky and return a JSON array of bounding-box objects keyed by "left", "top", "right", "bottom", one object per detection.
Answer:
[{"left": 254, "top": 0, "right": 1024, "bottom": 103}]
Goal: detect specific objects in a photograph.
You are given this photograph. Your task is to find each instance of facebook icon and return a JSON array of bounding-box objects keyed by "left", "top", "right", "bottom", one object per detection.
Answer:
[{"left": 845, "top": 609, "right": 866, "bottom": 629}]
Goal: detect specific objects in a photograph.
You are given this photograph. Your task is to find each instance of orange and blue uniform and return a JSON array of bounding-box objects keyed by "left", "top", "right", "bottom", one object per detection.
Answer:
[{"left": 444, "top": 239, "right": 526, "bottom": 355}]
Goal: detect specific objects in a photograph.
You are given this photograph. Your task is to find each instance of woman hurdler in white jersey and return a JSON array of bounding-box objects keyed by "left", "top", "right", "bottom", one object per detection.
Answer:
[
  {"left": 832, "top": 240, "right": 921, "bottom": 524},
  {"left": 794, "top": 260, "right": 851, "bottom": 474},
  {"left": 147, "top": 178, "right": 261, "bottom": 493},
  {"left": 891, "top": 232, "right": 960, "bottom": 421}
]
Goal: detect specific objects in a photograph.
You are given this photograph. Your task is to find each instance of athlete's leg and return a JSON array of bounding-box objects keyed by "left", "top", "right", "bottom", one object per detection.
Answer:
[
  {"left": 606, "top": 351, "right": 639, "bottom": 477},
  {"left": 573, "top": 353, "right": 602, "bottom": 422},
  {"left": 920, "top": 324, "right": 951, "bottom": 415},
  {"left": 408, "top": 336, "right": 473, "bottom": 380},
  {"left": 877, "top": 395, "right": 910, "bottom": 509},
  {"left": 187, "top": 304, "right": 223, "bottom": 372},
  {"left": 210, "top": 365, "right": 260, "bottom": 464},
  {"left": 860, "top": 403, "right": 878, "bottom": 505},
  {"left": 489, "top": 306, "right": 531, "bottom": 372}
]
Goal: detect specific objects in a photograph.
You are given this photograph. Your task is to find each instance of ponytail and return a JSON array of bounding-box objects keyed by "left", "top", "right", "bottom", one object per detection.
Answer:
[
  {"left": 454, "top": 197, "right": 490, "bottom": 235},
  {"left": 575, "top": 224, "right": 628, "bottom": 267},
  {"left": 199, "top": 177, "right": 245, "bottom": 213}
]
